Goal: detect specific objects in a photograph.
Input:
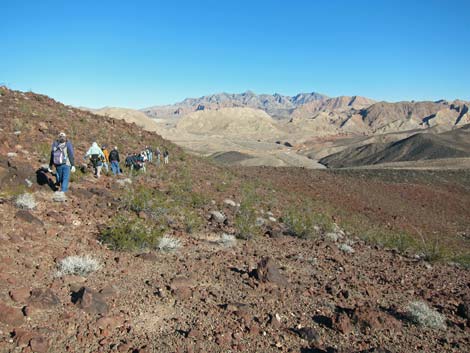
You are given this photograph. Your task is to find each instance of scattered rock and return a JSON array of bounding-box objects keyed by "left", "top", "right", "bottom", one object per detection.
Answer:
[
  {"left": 252, "top": 257, "right": 288, "bottom": 287},
  {"left": 15, "top": 210, "right": 44, "bottom": 226},
  {"left": 116, "top": 178, "right": 132, "bottom": 187},
  {"left": 255, "top": 217, "right": 265, "bottom": 227},
  {"left": 457, "top": 299, "right": 470, "bottom": 319},
  {"left": 292, "top": 326, "right": 320, "bottom": 343},
  {"left": 209, "top": 211, "right": 226, "bottom": 224},
  {"left": 29, "top": 336, "right": 49, "bottom": 353},
  {"left": 136, "top": 252, "right": 158, "bottom": 262},
  {"left": 0, "top": 302, "right": 24, "bottom": 326},
  {"left": 9, "top": 287, "right": 31, "bottom": 303},
  {"left": 27, "top": 288, "right": 60, "bottom": 310},
  {"left": 223, "top": 199, "right": 237, "bottom": 207},
  {"left": 72, "top": 287, "right": 108, "bottom": 314}
]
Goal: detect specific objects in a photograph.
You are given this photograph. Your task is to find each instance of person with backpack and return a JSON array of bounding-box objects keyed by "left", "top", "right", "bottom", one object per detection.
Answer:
[
  {"left": 84, "top": 142, "right": 105, "bottom": 178},
  {"left": 102, "top": 145, "right": 110, "bottom": 173},
  {"left": 163, "top": 149, "right": 169, "bottom": 164},
  {"left": 109, "top": 146, "right": 121, "bottom": 176},
  {"left": 48, "top": 132, "right": 75, "bottom": 192}
]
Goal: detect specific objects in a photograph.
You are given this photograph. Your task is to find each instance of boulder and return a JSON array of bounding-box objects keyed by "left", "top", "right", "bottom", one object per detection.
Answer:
[
  {"left": 9, "top": 287, "right": 31, "bottom": 303},
  {"left": 252, "top": 257, "right": 288, "bottom": 287},
  {"left": 72, "top": 287, "right": 108, "bottom": 314},
  {"left": 29, "top": 336, "right": 49, "bottom": 353},
  {"left": 223, "top": 199, "right": 237, "bottom": 207},
  {"left": 0, "top": 302, "right": 24, "bottom": 326},
  {"left": 209, "top": 211, "right": 226, "bottom": 224},
  {"left": 28, "top": 288, "right": 60, "bottom": 310}
]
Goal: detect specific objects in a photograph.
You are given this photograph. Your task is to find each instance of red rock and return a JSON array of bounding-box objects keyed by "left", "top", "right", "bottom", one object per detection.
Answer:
[
  {"left": 334, "top": 312, "right": 352, "bottom": 334},
  {"left": 96, "top": 315, "right": 125, "bottom": 331},
  {"left": 29, "top": 336, "right": 49, "bottom": 353},
  {"left": 73, "top": 287, "right": 108, "bottom": 314},
  {"left": 0, "top": 302, "right": 24, "bottom": 326},
  {"left": 10, "top": 288, "right": 31, "bottom": 303},
  {"left": 215, "top": 332, "right": 232, "bottom": 346},
  {"left": 13, "top": 329, "right": 34, "bottom": 347},
  {"left": 252, "top": 257, "right": 288, "bottom": 287},
  {"left": 28, "top": 288, "right": 60, "bottom": 310}
]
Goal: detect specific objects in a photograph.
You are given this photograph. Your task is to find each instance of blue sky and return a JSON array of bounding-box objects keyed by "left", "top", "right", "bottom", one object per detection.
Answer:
[{"left": 1, "top": 0, "right": 469, "bottom": 108}]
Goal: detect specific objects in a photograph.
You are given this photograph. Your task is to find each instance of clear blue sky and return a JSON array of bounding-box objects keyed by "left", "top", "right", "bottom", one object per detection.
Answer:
[{"left": 2, "top": 0, "right": 469, "bottom": 108}]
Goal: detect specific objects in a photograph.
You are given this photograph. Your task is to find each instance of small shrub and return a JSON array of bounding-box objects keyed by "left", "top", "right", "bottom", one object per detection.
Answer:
[
  {"left": 406, "top": 301, "right": 446, "bottom": 329},
  {"left": 99, "top": 216, "right": 165, "bottom": 251},
  {"left": 338, "top": 243, "right": 355, "bottom": 254},
  {"left": 235, "top": 184, "right": 261, "bottom": 239},
  {"left": 55, "top": 255, "right": 101, "bottom": 277},
  {"left": 15, "top": 193, "right": 36, "bottom": 209},
  {"left": 35, "top": 142, "right": 51, "bottom": 161},
  {"left": 158, "top": 235, "right": 181, "bottom": 252},
  {"left": 418, "top": 235, "right": 448, "bottom": 263},
  {"left": 282, "top": 204, "right": 332, "bottom": 239},
  {"left": 182, "top": 208, "right": 203, "bottom": 234}
]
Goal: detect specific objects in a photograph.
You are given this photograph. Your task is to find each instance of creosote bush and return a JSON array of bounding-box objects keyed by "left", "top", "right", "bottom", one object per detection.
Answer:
[
  {"left": 235, "top": 184, "right": 262, "bottom": 239},
  {"left": 406, "top": 301, "right": 446, "bottom": 329},
  {"left": 99, "top": 216, "right": 166, "bottom": 251},
  {"left": 282, "top": 203, "right": 333, "bottom": 239},
  {"left": 55, "top": 255, "right": 101, "bottom": 277}
]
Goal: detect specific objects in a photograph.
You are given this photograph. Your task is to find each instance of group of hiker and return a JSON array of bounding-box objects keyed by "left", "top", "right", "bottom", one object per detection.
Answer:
[{"left": 48, "top": 132, "right": 170, "bottom": 192}]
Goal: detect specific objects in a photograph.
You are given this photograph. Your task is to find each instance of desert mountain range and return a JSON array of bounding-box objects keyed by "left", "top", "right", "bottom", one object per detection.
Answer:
[{"left": 87, "top": 91, "right": 470, "bottom": 169}]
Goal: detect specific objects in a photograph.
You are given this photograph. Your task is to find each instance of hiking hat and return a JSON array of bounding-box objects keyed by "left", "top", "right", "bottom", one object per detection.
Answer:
[{"left": 58, "top": 132, "right": 66, "bottom": 138}]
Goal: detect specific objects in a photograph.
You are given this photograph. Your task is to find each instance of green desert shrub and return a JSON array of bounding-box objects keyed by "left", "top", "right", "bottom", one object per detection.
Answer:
[
  {"left": 282, "top": 204, "right": 333, "bottom": 239},
  {"left": 99, "top": 216, "right": 166, "bottom": 251},
  {"left": 235, "top": 184, "right": 262, "bottom": 239}
]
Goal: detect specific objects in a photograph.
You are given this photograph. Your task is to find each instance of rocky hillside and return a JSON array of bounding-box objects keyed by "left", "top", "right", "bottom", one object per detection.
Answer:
[
  {"left": 319, "top": 124, "right": 470, "bottom": 168},
  {"left": 142, "top": 91, "right": 328, "bottom": 119},
  {"left": 1, "top": 86, "right": 470, "bottom": 353}
]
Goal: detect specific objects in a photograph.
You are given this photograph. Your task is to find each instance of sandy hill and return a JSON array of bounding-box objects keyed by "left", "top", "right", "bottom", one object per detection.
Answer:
[
  {"left": 84, "top": 107, "right": 162, "bottom": 132},
  {"left": 319, "top": 124, "right": 470, "bottom": 168},
  {"left": 175, "top": 107, "right": 284, "bottom": 139}
]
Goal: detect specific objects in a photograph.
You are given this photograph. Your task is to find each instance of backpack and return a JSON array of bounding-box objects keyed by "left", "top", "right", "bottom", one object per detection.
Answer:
[
  {"left": 90, "top": 154, "right": 102, "bottom": 167},
  {"left": 53, "top": 143, "right": 67, "bottom": 165}
]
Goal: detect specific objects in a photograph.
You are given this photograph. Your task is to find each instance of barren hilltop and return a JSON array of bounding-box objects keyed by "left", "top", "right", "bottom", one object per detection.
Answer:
[{"left": 1, "top": 87, "right": 470, "bottom": 353}]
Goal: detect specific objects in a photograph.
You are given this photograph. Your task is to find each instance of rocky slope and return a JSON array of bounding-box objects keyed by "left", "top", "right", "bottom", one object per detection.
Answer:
[
  {"left": 1, "top": 86, "right": 469, "bottom": 353},
  {"left": 319, "top": 124, "right": 470, "bottom": 168}
]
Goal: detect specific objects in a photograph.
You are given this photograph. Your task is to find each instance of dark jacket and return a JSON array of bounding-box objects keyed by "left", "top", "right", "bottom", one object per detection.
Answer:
[
  {"left": 109, "top": 149, "right": 120, "bottom": 162},
  {"left": 49, "top": 140, "right": 75, "bottom": 167}
]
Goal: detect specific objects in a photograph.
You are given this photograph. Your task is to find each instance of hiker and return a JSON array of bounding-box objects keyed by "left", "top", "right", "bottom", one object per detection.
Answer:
[
  {"left": 163, "top": 149, "right": 169, "bottom": 164},
  {"left": 102, "top": 145, "right": 110, "bottom": 173},
  {"left": 84, "top": 142, "right": 105, "bottom": 178},
  {"left": 146, "top": 146, "right": 153, "bottom": 162},
  {"left": 109, "top": 146, "right": 121, "bottom": 175},
  {"left": 48, "top": 132, "right": 75, "bottom": 192},
  {"left": 155, "top": 147, "right": 161, "bottom": 165}
]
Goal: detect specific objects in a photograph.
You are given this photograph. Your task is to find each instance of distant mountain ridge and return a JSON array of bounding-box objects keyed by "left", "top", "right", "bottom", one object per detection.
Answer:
[{"left": 142, "top": 91, "right": 328, "bottom": 119}]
